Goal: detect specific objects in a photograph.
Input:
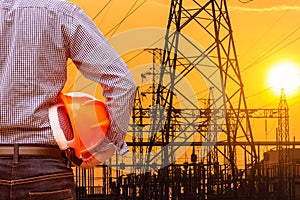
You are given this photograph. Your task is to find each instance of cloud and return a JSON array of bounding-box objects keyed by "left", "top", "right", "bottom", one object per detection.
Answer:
[
  {"left": 150, "top": 2, "right": 300, "bottom": 12},
  {"left": 230, "top": 5, "right": 300, "bottom": 12},
  {"left": 149, "top": 2, "right": 300, "bottom": 13}
]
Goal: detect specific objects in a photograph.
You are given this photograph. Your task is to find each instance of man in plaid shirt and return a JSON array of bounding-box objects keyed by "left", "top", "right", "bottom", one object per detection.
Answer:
[{"left": 0, "top": 0, "right": 136, "bottom": 199}]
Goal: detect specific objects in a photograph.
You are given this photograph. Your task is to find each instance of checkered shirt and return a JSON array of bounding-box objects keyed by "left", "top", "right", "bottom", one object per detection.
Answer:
[{"left": 0, "top": 0, "right": 136, "bottom": 155}]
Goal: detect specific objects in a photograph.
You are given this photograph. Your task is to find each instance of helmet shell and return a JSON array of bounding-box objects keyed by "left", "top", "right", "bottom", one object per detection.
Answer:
[{"left": 50, "top": 92, "right": 110, "bottom": 159}]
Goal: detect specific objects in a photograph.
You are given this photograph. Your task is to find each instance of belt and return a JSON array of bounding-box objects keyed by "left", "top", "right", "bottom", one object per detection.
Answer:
[{"left": 0, "top": 145, "right": 64, "bottom": 159}]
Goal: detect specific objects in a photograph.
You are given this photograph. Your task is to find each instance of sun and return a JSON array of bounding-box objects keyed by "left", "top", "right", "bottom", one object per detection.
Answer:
[{"left": 267, "top": 61, "right": 300, "bottom": 95}]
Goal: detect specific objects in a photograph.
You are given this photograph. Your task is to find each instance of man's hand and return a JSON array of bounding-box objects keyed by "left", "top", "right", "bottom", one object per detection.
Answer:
[{"left": 79, "top": 145, "right": 115, "bottom": 169}]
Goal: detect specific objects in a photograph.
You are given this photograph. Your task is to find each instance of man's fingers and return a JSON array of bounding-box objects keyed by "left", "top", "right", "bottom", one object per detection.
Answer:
[
  {"left": 79, "top": 146, "right": 116, "bottom": 169},
  {"left": 93, "top": 145, "right": 115, "bottom": 163},
  {"left": 80, "top": 156, "right": 100, "bottom": 169}
]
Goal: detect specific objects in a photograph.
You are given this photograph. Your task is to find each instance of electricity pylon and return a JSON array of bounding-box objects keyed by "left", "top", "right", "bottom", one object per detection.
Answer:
[{"left": 153, "top": 0, "right": 258, "bottom": 197}]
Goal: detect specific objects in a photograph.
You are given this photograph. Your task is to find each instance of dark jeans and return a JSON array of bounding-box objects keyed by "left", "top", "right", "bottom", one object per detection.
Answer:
[{"left": 0, "top": 155, "right": 76, "bottom": 200}]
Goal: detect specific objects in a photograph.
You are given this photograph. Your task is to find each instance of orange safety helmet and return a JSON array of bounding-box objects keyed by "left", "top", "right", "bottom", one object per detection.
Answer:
[{"left": 49, "top": 92, "right": 110, "bottom": 161}]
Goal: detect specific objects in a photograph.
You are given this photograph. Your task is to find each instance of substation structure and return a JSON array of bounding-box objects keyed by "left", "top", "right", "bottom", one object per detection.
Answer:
[{"left": 74, "top": 0, "right": 300, "bottom": 199}]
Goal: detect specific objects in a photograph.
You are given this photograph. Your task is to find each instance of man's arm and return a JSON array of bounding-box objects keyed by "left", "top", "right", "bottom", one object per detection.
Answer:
[{"left": 67, "top": 7, "right": 136, "bottom": 165}]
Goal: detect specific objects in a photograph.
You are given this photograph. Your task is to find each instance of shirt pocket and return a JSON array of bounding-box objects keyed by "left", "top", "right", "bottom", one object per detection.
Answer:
[{"left": 29, "top": 188, "right": 74, "bottom": 200}]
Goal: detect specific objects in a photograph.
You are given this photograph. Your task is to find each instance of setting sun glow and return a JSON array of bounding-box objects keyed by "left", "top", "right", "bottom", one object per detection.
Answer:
[{"left": 267, "top": 61, "right": 300, "bottom": 95}]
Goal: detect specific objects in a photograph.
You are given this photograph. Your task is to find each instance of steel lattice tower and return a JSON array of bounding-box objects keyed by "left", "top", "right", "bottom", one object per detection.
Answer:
[
  {"left": 127, "top": 0, "right": 259, "bottom": 198},
  {"left": 153, "top": 0, "right": 258, "bottom": 197},
  {"left": 277, "top": 88, "right": 290, "bottom": 199}
]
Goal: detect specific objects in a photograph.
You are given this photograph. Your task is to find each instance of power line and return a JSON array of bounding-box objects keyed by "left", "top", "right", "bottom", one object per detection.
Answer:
[
  {"left": 65, "top": 1, "right": 114, "bottom": 92},
  {"left": 68, "top": 0, "right": 148, "bottom": 92},
  {"left": 241, "top": 0, "right": 300, "bottom": 72},
  {"left": 92, "top": 0, "right": 113, "bottom": 21},
  {"left": 242, "top": 25, "right": 300, "bottom": 72},
  {"left": 245, "top": 87, "right": 272, "bottom": 99},
  {"left": 242, "top": 2, "right": 292, "bottom": 57},
  {"left": 105, "top": 0, "right": 148, "bottom": 39},
  {"left": 285, "top": 94, "right": 300, "bottom": 108}
]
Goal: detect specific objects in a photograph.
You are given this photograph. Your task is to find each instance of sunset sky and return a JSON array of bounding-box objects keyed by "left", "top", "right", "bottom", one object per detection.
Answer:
[{"left": 68, "top": 0, "right": 300, "bottom": 142}]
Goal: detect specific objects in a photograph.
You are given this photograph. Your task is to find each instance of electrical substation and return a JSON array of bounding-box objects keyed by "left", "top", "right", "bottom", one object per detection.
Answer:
[{"left": 74, "top": 0, "right": 300, "bottom": 199}]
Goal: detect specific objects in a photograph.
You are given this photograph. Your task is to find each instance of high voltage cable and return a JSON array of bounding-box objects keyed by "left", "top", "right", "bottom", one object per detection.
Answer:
[
  {"left": 241, "top": 25, "right": 300, "bottom": 72},
  {"left": 76, "top": 0, "right": 148, "bottom": 91},
  {"left": 241, "top": 0, "right": 300, "bottom": 72},
  {"left": 92, "top": 0, "right": 113, "bottom": 21},
  {"left": 66, "top": 0, "right": 148, "bottom": 92},
  {"left": 239, "top": 0, "right": 300, "bottom": 111},
  {"left": 245, "top": 87, "right": 272, "bottom": 99},
  {"left": 95, "top": 0, "right": 114, "bottom": 26},
  {"left": 241, "top": 1, "right": 292, "bottom": 58},
  {"left": 105, "top": 0, "right": 148, "bottom": 39},
  {"left": 288, "top": 95, "right": 300, "bottom": 108},
  {"left": 251, "top": 36, "right": 300, "bottom": 66},
  {"left": 65, "top": 0, "right": 113, "bottom": 92}
]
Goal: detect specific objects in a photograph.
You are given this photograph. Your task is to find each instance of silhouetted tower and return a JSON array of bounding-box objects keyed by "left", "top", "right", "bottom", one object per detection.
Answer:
[
  {"left": 277, "top": 88, "right": 290, "bottom": 199},
  {"left": 277, "top": 88, "right": 289, "bottom": 150},
  {"left": 154, "top": 0, "right": 257, "bottom": 197},
  {"left": 131, "top": 48, "right": 165, "bottom": 173}
]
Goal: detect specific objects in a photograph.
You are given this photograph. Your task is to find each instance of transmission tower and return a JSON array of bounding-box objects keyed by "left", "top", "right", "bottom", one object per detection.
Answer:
[
  {"left": 153, "top": 0, "right": 258, "bottom": 197},
  {"left": 277, "top": 88, "right": 290, "bottom": 199},
  {"left": 277, "top": 88, "right": 289, "bottom": 150},
  {"left": 111, "top": 0, "right": 259, "bottom": 198}
]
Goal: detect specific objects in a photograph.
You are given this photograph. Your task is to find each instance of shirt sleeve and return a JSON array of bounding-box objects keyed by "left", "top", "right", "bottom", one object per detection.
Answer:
[{"left": 67, "top": 7, "right": 136, "bottom": 156}]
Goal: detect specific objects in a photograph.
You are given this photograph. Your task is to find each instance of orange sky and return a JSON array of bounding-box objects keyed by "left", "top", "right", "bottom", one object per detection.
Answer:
[{"left": 68, "top": 0, "right": 300, "bottom": 142}]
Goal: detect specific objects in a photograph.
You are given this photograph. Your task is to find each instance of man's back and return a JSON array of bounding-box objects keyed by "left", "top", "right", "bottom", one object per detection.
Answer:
[
  {"left": 0, "top": 0, "right": 81, "bottom": 144},
  {"left": 0, "top": 0, "right": 135, "bottom": 198},
  {"left": 0, "top": 0, "right": 135, "bottom": 154}
]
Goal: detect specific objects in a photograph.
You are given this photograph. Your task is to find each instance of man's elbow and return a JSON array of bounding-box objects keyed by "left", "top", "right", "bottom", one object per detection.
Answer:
[{"left": 127, "top": 79, "right": 137, "bottom": 97}]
